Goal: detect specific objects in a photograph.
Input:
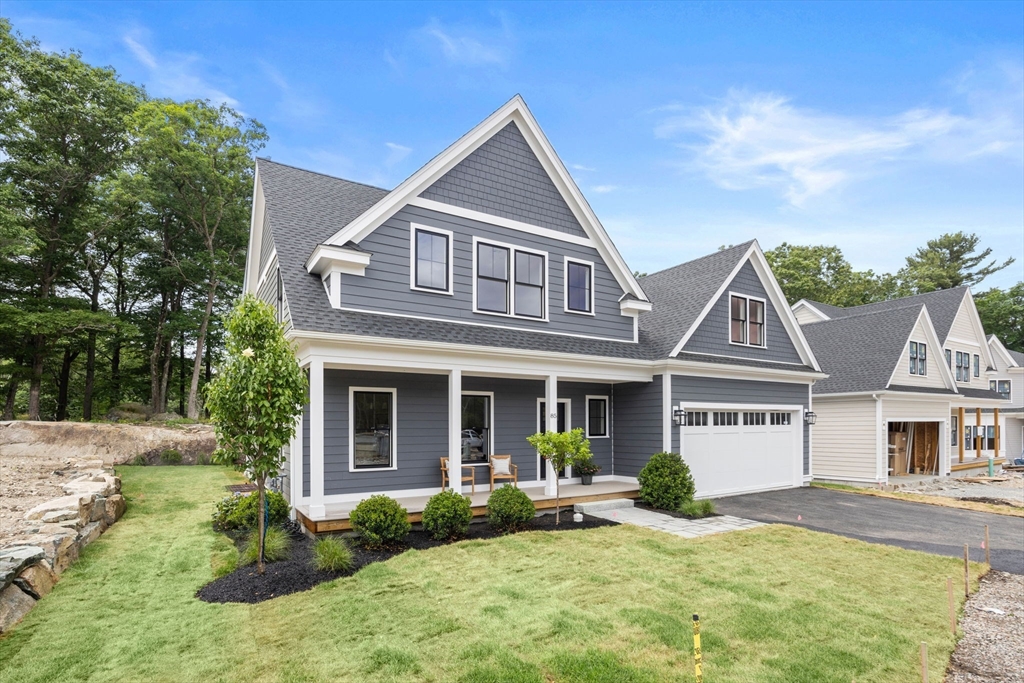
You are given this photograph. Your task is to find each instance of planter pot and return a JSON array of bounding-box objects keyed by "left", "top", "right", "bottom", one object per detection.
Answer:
[{"left": 580, "top": 474, "right": 594, "bottom": 485}]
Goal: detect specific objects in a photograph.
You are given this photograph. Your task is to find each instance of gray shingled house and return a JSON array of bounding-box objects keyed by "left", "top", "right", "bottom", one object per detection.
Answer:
[
  {"left": 243, "top": 96, "right": 825, "bottom": 531},
  {"left": 793, "top": 289, "right": 1009, "bottom": 484}
]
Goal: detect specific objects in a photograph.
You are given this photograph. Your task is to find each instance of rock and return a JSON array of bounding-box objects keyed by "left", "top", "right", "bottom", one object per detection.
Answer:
[
  {"left": 78, "top": 522, "right": 103, "bottom": 548},
  {"left": 53, "top": 540, "right": 79, "bottom": 575},
  {"left": 150, "top": 411, "right": 182, "bottom": 422},
  {"left": 27, "top": 533, "right": 77, "bottom": 575},
  {"left": 62, "top": 479, "right": 114, "bottom": 497},
  {"left": 41, "top": 509, "right": 79, "bottom": 524},
  {"left": 0, "top": 547, "right": 45, "bottom": 589},
  {"left": 90, "top": 496, "right": 106, "bottom": 522},
  {"left": 0, "top": 561, "right": 18, "bottom": 592},
  {"left": 25, "top": 495, "right": 91, "bottom": 521},
  {"left": 0, "top": 583, "right": 36, "bottom": 633},
  {"left": 104, "top": 494, "right": 126, "bottom": 525},
  {"left": 15, "top": 562, "right": 56, "bottom": 599}
]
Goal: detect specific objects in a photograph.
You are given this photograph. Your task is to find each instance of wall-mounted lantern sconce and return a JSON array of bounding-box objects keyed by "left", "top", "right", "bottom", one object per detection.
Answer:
[{"left": 804, "top": 410, "right": 817, "bottom": 426}]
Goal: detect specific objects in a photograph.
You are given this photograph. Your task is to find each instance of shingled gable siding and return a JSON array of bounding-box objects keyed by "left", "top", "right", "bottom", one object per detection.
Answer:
[
  {"left": 683, "top": 261, "right": 803, "bottom": 364},
  {"left": 340, "top": 203, "right": 634, "bottom": 341},
  {"left": 420, "top": 121, "right": 586, "bottom": 238},
  {"left": 612, "top": 375, "right": 663, "bottom": 478},
  {"left": 671, "top": 375, "right": 810, "bottom": 476}
]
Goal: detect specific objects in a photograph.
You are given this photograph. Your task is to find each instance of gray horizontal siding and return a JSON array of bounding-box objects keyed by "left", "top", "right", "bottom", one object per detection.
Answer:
[
  {"left": 341, "top": 204, "right": 633, "bottom": 341},
  {"left": 683, "top": 261, "right": 803, "bottom": 364},
  {"left": 612, "top": 375, "right": 663, "bottom": 478},
  {"left": 671, "top": 375, "right": 811, "bottom": 475},
  {"left": 463, "top": 376, "right": 545, "bottom": 482},
  {"left": 420, "top": 121, "right": 586, "bottom": 237},
  {"left": 259, "top": 213, "right": 275, "bottom": 274},
  {"left": 256, "top": 260, "right": 277, "bottom": 307},
  {"left": 560, "top": 382, "right": 614, "bottom": 476}
]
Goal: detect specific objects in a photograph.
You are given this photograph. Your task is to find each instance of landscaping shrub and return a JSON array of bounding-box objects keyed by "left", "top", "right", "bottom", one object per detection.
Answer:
[
  {"left": 160, "top": 448, "right": 183, "bottom": 465},
  {"left": 680, "top": 499, "right": 716, "bottom": 518},
  {"left": 313, "top": 536, "right": 353, "bottom": 572},
  {"left": 131, "top": 454, "right": 148, "bottom": 466},
  {"left": 486, "top": 485, "right": 535, "bottom": 533},
  {"left": 421, "top": 489, "right": 473, "bottom": 541},
  {"left": 638, "top": 452, "right": 695, "bottom": 510},
  {"left": 212, "top": 490, "right": 289, "bottom": 531},
  {"left": 349, "top": 495, "right": 411, "bottom": 548},
  {"left": 240, "top": 526, "right": 291, "bottom": 565}
]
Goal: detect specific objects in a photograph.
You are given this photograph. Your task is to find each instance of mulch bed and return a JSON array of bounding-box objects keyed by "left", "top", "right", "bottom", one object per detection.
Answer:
[
  {"left": 197, "top": 512, "right": 616, "bottom": 604},
  {"left": 634, "top": 500, "right": 721, "bottom": 520}
]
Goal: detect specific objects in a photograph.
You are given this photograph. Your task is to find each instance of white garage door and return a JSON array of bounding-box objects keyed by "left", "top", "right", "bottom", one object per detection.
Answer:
[{"left": 680, "top": 407, "right": 802, "bottom": 498}]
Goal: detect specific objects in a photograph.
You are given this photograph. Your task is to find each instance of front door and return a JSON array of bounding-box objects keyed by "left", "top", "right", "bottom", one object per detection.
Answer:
[{"left": 538, "top": 400, "right": 570, "bottom": 480}]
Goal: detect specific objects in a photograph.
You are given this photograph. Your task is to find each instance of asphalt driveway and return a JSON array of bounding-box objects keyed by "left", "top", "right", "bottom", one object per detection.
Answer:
[{"left": 715, "top": 487, "right": 1024, "bottom": 574}]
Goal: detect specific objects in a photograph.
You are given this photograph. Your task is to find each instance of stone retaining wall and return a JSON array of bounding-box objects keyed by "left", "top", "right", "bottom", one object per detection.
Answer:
[{"left": 0, "top": 459, "right": 126, "bottom": 633}]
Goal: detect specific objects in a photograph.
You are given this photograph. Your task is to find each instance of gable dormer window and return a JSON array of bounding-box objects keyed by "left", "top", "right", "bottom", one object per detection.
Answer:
[
  {"left": 910, "top": 342, "right": 927, "bottom": 375},
  {"left": 565, "top": 257, "right": 594, "bottom": 314},
  {"left": 990, "top": 380, "right": 1011, "bottom": 400},
  {"left": 974, "top": 354, "right": 980, "bottom": 377},
  {"left": 730, "top": 294, "right": 766, "bottom": 347},
  {"left": 411, "top": 224, "right": 453, "bottom": 294},
  {"left": 956, "top": 351, "right": 970, "bottom": 382},
  {"left": 945, "top": 349, "right": 952, "bottom": 369},
  {"left": 474, "top": 238, "right": 548, "bottom": 320}
]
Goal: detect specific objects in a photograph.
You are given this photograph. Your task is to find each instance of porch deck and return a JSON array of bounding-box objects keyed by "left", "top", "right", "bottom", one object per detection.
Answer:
[
  {"left": 951, "top": 456, "right": 1006, "bottom": 472},
  {"left": 295, "top": 480, "right": 641, "bottom": 534}
]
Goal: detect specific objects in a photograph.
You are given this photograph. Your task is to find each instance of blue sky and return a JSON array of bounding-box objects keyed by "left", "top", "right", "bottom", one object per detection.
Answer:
[{"left": 5, "top": 1, "right": 1023, "bottom": 287}]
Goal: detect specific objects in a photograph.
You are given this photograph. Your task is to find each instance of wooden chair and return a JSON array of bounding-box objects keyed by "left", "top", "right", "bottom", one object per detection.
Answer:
[
  {"left": 440, "top": 457, "right": 476, "bottom": 494},
  {"left": 489, "top": 454, "right": 518, "bottom": 492}
]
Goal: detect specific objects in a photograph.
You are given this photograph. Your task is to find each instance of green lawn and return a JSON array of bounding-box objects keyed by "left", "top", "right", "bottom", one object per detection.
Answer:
[{"left": 0, "top": 467, "right": 984, "bottom": 683}]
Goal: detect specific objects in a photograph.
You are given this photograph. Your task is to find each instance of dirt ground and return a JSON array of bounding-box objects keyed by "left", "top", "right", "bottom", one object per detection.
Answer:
[
  {"left": 947, "top": 570, "right": 1024, "bottom": 682},
  {"left": 917, "top": 471, "right": 1024, "bottom": 508},
  {"left": 0, "top": 450, "right": 77, "bottom": 546}
]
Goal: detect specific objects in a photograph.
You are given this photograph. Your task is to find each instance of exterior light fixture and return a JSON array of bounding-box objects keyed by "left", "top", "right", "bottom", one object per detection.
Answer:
[
  {"left": 673, "top": 407, "right": 685, "bottom": 426},
  {"left": 804, "top": 410, "right": 817, "bottom": 426}
]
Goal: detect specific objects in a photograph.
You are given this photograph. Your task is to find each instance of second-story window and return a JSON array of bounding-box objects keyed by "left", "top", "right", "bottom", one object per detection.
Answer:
[
  {"left": 945, "top": 349, "right": 952, "bottom": 368},
  {"left": 413, "top": 226, "right": 452, "bottom": 293},
  {"left": 566, "top": 259, "right": 593, "bottom": 314},
  {"left": 477, "top": 243, "right": 510, "bottom": 314},
  {"left": 910, "top": 342, "right": 927, "bottom": 375},
  {"left": 956, "top": 351, "right": 970, "bottom": 382},
  {"left": 974, "top": 354, "right": 980, "bottom": 377},
  {"left": 990, "top": 380, "right": 1011, "bottom": 400},
  {"left": 514, "top": 251, "right": 545, "bottom": 318},
  {"left": 730, "top": 294, "right": 766, "bottom": 347}
]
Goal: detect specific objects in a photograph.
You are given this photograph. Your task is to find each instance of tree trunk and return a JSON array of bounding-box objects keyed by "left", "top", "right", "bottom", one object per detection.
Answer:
[
  {"left": 82, "top": 330, "right": 97, "bottom": 420},
  {"left": 555, "top": 475, "right": 560, "bottom": 525},
  {"left": 149, "top": 298, "right": 169, "bottom": 412},
  {"left": 110, "top": 336, "right": 121, "bottom": 409},
  {"left": 204, "top": 339, "right": 212, "bottom": 419},
  {"left": 178, "top": 332, "right": 185, "bottom": 416},
  {"left": 159, "top": 339, "right": 172, "bottom": 414},
  {"left": 2, "top": 378, "right": 18, "bottom": 420},
  {"left": 56, "top": 347, "right": 79, "bottom": 422},
  {"left": 186, "top": 280, "right": 217, "bottom": 419},
  {"left": 257, "top": 475, "right": 266, "bottom": 575},
  {"left": 28, "top": 336, "right": 44, "bottom": 421}
]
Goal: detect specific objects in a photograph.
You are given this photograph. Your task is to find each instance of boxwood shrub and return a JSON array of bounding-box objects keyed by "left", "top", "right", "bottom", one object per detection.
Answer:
[
  {"left": 486, "top": 485, "right": 535, "bottom": 533},
  {"left": 638, "top": 452, "right": 695, "bottom": 510},
  {"left": 349, "top": 495, "right": 411, "bottom": 548},
  {"left": 422, "top": 489, "right": 473, "bottom": 541}
]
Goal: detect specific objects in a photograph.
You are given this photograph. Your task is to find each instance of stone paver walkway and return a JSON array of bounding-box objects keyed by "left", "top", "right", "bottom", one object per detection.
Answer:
[{"left": 576, "top": 500, "right": 763, "bottom": 539}]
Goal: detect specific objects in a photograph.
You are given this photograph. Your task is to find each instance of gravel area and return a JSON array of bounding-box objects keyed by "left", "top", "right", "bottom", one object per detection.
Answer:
[
  {"left": 0, "top": 450, "right": 77, "bottom": 545},
  {"left": 947, "top": 571, "right": 1024, "bottom": 682},
  {"left": 198, "top": 512, "right": 617, "bottom": 604},
  {"left": 914, "top": 472, "right": 1024, "bottom": 507}
]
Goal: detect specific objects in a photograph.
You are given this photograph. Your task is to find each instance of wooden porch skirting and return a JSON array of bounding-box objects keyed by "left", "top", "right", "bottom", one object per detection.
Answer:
[
  {"left": 950, "top": 457, "right": 1006, "bottom": 472},
  {"left": 295, "top": 481, "right": 640, "bottom": 534}
]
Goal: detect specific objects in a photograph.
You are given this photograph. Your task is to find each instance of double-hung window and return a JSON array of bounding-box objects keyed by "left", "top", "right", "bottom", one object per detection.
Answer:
[
  {"left": 586, "top": 397, "right": 608, "bottom": 438},
  {"left": 565, "top": 258, "right": 593, "bottom": 314},
  {"left": 730, "top": 294, "right": 765, "bottom": 347},
  {"left": 990, "top": 380, "right": 1011, "bottom": 400},
  {"left": 945, "top": 349, "right": 952, "bottom": 369},
  {"left": 475, "top": 239, "right": 547, "bottom": 319},
  {"left": 910, "top": 342, "right": 927, "bottom": 375},
  {"left": 411, "top": 225, "right": 453, "bottom": 294},
  {"left": 956, "top": 352, "right": 970, "bottom": 382},
  {"left": 974, "top": 354, "right": 980, "bottom": 378},
  {"left": 351, "top": 389, "right": 396, "bottom": 470}
]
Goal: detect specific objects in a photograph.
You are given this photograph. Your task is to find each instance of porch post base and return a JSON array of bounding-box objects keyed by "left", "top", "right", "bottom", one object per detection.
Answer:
[{"left": 309, "top": 504, "right": 326, "bottom": 521}]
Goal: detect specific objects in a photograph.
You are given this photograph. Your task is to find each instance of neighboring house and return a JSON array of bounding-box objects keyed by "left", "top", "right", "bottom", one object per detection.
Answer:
[
  {"left": 987, "top": 335, "right": 1024, "bottom": 461},
  {"left": 793, "top": 289, "right": 1009, "bottom": 484},
  {"left": 243, "top": 95, "right": 825, "bottom": 530}
]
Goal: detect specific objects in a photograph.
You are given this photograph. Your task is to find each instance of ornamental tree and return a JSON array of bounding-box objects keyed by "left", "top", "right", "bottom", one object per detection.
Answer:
[
  {"left": 206, "top": 295, "right": 306, "bottom": 574},
  {"left": 526, "top": 427, "right": 592, "bottom": 524}
]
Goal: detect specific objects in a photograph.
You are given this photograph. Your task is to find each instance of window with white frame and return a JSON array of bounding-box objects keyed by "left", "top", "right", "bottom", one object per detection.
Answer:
[
  {"left": 475, "top": 240, "right": 547, "bottom": 319},
  {"left": 951, "top": 415, "right": 958, "bottom": 446},
  {"left": 351, "top": 389, "right": 395, "bottom": 470},
  {"left": 461, "top": 393, "right": 491, "bottom": 463},
  {"left": 713, "top": 411, "right": 739, "bottom": 426},
  {"left": 974, "top": 354, "right": 980, "bottom": 377},
  {"left": 945, "top": 349, "right": 952, "bottom": 369},
  {"left": 743, "top": 412, "right": 766, "bottom": 426},
  {"left": 730, "top": 295, "right": 765, "bottom": 347},
  {"left": 586, "top": 397, "right": 608, "bottom": 437},
  {"left": 770, "top": 412, "right": 791, "bottom": 426},
  {"left": 565, "top": 258, "right": 593, "bottom": 314},
  {"left": 990, "top": 380, "right": 1011, "bottom": 400},
  {"left": 684, "top": 411, "right": 708, "bottom": 426},
  {"left": 956, "top": 351, "right": 970, "bottom": 382},
  {"left": 412, "top": 226, "right": 452, "bottom": 293},
  {"left": 965, "top": 425, "right": 995, "bottom": 451},
  {"left": 909, "top": 342, "right": 927, "bottom": 375}
]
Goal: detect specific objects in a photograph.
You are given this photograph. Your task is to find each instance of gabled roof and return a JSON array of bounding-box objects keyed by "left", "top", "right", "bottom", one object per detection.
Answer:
[
  {"left": 988, "top": 334, "right": 1024, "bottom": 369},
  {"left": 802, "top": 304, "right": 953, "bottom": 395},
  {"left": 800, "top": 287, "right": 968, "bottom": 342}
]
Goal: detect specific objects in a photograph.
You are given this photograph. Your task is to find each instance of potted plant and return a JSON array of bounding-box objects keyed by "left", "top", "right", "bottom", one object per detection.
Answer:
[{"left": 574, "top": 458, "right": 601, "bottom": 485}]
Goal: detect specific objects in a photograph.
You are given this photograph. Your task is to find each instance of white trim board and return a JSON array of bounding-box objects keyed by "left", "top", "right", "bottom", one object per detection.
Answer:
[{"left": 407, "top": 197, "right": 594, "bottom": 248}]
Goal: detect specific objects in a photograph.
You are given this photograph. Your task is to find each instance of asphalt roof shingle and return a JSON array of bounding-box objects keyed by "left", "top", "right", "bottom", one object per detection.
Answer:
[{"left": 802, "top": 287, "right": 968, "bottom": 342}]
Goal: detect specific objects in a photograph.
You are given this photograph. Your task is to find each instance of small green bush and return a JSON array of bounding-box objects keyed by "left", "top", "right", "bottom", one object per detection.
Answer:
[
  {"left": 197, "top": 453, "right": 211, "bottom": 466},
  {"left": 638, "top": 452, "right": 695, "bottom": 510},
  {"left": 680, "top": 499, "right": 716, "bottom": 518},
  {"left": 160, "top": 448, "right": 183, "bottom": 465},
  {"left": 212, "top": 490, "right": 290, "bottom": 531},
  {"left": 240, "top": 526, "right": 291, "bottom": 565},
  {"left": 486, "top": 485, "right": 535, "bottom": 533},
  {"left": 313, "top": 536, "right": 353, "bottom": 572},
  {"left": 350, "top": 495, "right": 411, "bottom": 548},
  {"left": 131, "top": 454, "right": 148, "bottom": 466},
  {"left": 421, "top": 489, "right": 473, "bottom": 541}
]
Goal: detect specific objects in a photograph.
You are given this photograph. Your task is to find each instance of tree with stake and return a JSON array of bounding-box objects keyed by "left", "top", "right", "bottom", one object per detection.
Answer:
[
  {"left": 206, "top": 295, "right": 305, "bottom": 574},
  {"left": 526, "top": 428, "right": 592, "bottom": 524}
]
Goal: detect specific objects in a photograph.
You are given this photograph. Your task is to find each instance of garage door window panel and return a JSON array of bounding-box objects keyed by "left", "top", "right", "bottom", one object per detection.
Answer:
[{"left": 713, "top": 411, "right": 739, "bottom": 427}]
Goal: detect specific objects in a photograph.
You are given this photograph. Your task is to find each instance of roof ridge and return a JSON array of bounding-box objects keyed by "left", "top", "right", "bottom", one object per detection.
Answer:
[
  {"left": 818, "top": 286, "right": 968, "bottom": 315},
  {"left": 257, "top": 157, "right": 391, "bottom": 192},
  {"left": 812, "top": 300, "right": 926, "bottom": 324},
  {"left": 640, "top": 240, "right": 754, "bottom": 281}
]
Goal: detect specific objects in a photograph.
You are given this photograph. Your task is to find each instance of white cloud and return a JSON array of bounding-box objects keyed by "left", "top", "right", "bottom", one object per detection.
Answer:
[
  {"left": 657, "top": 70, "right": 1022, "bottom": 207},
  {"left": 591, "top": 185, "right": 618, "bottom": 194},
  {"left": 122, "top": 30, "right": 239, "bottom": 109},
  {"left": 418, "top": 17, "right": 512, "bottom": 67},
  {"left": 571, "top": 164, "right": 596, "bottom": 172},
  {"left": 384, "top": 142, "right": 412, "bottom": 166},
  {"left": 259, "top": 62, "right": 324, "bottom": 123}
]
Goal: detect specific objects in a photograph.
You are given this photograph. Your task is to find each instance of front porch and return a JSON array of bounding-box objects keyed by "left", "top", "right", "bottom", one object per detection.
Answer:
[{"left": 294, "top": 480, "right": 641, "bottom": 533}]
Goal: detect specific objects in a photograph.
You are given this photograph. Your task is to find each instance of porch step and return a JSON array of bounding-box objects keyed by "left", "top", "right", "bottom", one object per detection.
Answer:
[{"left": 573, "top": 498, "right": 635, "bottom": 514}]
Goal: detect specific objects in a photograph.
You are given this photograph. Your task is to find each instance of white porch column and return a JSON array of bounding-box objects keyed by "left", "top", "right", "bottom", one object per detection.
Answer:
[
  {"left": 545, "top": 373, "right": 558, "bottom": 495},
  {"left": 309, "top": 357, "right": 326, "bottom": 520},
  {"left": 289, "top": 411, "right": 302, "bottom": 517},
  {"left": 449, "top": 369, "right": 463, "bottom": 494}
]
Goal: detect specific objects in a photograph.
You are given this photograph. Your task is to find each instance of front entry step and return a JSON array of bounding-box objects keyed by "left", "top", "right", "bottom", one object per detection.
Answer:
[{"left": 573, "top": 498, "right": 635, "bottom": 514}]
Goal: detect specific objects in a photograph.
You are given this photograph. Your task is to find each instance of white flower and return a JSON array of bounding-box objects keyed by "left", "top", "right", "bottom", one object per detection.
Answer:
[{"left": 241, "top": 348, "right": 254, "bottom": 359}]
